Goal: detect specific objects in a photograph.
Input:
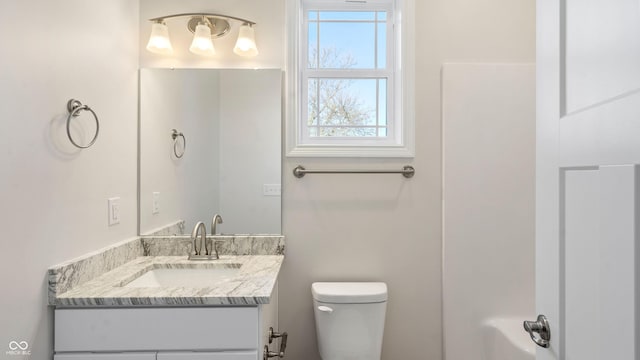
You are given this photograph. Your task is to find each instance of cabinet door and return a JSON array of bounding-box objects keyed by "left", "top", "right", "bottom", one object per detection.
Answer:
[
  {"left": 157, "top": 351, "right": 257, "bottom": 360},
  {"left": 55, "top": 353, "right": 156, "bottom": 360}
]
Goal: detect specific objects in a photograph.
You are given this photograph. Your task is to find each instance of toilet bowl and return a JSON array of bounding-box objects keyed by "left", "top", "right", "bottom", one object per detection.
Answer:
[{"left": 312, "top": 282, "right": 388, "bottom": 360}]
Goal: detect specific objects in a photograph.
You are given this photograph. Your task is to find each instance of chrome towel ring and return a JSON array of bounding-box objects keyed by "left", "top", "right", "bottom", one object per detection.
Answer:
[
  {"left": 66, "top": 99, "right": 99, "bottom": 149},
  {"left": 171, "top": 129, "right": 186, "bottom": 158}
]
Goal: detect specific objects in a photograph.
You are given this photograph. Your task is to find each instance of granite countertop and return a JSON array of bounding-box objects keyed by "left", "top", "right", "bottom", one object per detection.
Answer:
[
  {"left": 52, "top": 255, "right": 283, "bottom": 307},
  {"left": 48, "top": 234, "right": 285, "bottom": 308}
]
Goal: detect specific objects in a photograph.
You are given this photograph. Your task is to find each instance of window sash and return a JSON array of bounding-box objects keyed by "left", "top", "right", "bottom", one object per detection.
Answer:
[
  {"left": 306, "top": 10, "right": 389, "bottom": 70},
  {"left": 305, "top": 77, "right": 391, "bottom": 140},
  {"left": 302, "top": 76, "right": 393, "bottom": 141},
  {"left": 300, "top": 0, "right": 396, "bottom": 145}
]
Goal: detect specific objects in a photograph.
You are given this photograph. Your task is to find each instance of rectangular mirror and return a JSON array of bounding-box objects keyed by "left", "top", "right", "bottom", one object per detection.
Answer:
[{"left": 139, "top": 69, "right": 282, "bottom": 235}]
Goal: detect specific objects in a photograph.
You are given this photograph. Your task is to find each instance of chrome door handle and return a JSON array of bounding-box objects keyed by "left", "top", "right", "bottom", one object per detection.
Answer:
[{"left": 523, "top": 314, "right": 551, "bottom": 348}]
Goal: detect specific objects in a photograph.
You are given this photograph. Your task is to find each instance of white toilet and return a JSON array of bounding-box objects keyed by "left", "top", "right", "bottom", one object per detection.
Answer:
[{"left": 312, "top": 282, "right": 388, "bottom": 360}]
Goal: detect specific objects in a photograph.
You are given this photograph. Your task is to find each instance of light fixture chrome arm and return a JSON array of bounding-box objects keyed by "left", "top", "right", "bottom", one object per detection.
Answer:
[{"left": 149, "top": 13, "right": 256, "bottom": 26}]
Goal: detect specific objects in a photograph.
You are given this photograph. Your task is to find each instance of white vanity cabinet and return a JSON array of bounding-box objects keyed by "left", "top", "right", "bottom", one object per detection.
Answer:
[
  {"left": 54, "top": 354, "right": 156, "bottom": 360},
  {"left": 55, "top": 353, "right": 255, "bottom": 360},
  {"left": 156, "top": 353, "right": 257, "bottom": 360},
  {"left": 53, "top": 288, "right": 278, "bottom": 360}
]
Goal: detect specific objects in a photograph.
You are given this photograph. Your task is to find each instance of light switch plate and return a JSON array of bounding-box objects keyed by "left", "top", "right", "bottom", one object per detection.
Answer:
[
  {"left": 108, "top": 197, "right": 121, "bottom": 226},
  {"left": 152, "top": 192, "right": 160, "bottom": 214}
]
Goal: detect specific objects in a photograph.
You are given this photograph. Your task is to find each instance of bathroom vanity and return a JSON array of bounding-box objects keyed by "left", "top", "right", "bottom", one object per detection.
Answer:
[
  {"left": 49, "top": 237, "right": 285, "bottom": 360},
  {"left": 55, "top": 306, "right": 273, "bottom": 360}
]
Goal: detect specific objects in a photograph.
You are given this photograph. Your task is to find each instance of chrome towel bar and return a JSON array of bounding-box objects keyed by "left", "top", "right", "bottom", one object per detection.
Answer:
[{"left": 293, "top": 165, "right": 415, "bottom": 179}]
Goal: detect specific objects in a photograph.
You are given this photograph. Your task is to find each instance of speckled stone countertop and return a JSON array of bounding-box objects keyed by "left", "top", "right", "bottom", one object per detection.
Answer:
[
  {"left": 51, "top": 255, "right": 283, "bottom": 307},
  {"left": 48, "top": 234, "right": 284, "bottom": 308}
]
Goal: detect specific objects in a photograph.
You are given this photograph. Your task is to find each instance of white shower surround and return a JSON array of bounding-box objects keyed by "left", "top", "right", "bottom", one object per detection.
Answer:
[{"left": 442, "top": 63, "right": 536, "bottom": 360}]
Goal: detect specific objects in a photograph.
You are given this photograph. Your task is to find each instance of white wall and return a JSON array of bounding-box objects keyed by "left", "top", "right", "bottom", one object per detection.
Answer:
[
  {"left": 139, "top": 69, "right": 221, "bottom": 234},
  {"left": 279, "top": 1, "right": 535, "bottom": 359},
  {"left": 442, "top": 63, "right": 535, "bottom": 360},
  {"left": 139, "top": 0, "right": 284, "bottom": 69},
  {"left": 0, "top": 1, "right": 139, "bottom": 359}
]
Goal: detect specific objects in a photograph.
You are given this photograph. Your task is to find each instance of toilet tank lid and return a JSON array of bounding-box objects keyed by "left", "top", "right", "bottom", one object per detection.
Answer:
[{"left": 312, "top": 282, "right": 387, "bottom": 303}]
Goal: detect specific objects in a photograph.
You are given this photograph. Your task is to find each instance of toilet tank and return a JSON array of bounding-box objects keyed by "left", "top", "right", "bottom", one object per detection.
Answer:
[{"left": 312, "top": 282, "right": 388, "bottom": 360}]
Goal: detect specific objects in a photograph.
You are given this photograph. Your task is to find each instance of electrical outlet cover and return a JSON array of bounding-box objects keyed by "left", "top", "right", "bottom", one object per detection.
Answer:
[{"left": 263, "top": 184, "right": 282, "bottom": 196}]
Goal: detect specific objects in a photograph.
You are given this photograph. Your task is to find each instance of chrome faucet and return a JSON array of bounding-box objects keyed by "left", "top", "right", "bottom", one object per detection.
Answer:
[
  {"left": 190, "top": 222, "right": 207, "bottom": 257},
  {"left": 188, "top": 220, "right": 221, "bottom": 260},
  {"left": 210, "top": 214, "right": 224, "bottom": 259},
  {"left": 211, "top": 214, "right": 223, "bottom": 235}
]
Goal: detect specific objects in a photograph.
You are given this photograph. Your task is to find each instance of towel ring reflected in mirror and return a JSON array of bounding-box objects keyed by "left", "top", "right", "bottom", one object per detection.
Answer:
[
  {"left": 171, "top": 129, "right": 186, "bottom": 158},
  {"left": 66, "top": 99, "right": 99, "bottom": 149}
]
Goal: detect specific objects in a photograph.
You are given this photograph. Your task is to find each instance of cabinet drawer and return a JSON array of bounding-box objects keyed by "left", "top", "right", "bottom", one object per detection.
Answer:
[
  {"left": 157, "top": 351, "right": 257, "bottom": 360},
  {"left": 55, "top": 307, "right": 258, "bottom": 352},
  {"left": 54, "top": 354, "right": 156, "bottom": 360}
]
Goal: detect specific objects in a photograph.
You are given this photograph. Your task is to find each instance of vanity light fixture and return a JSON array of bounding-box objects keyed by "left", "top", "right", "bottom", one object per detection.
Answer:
[
  {"left": 189, "top": 21, "right": 216, "bottom": 56},
  {"left": 146, "top": 22, "right": 173, "bottom": 55},
  {"left": 233, "top": 23, "right": 259, "bottom": 57},
  {"left": 146, "top": 13, "right": 258, "bottom": 58}
]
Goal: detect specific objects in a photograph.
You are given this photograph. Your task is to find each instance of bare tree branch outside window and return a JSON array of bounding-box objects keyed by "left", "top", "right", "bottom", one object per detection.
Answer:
[{"left": 308, "top": 47, "right": 379, "bottom": 137}]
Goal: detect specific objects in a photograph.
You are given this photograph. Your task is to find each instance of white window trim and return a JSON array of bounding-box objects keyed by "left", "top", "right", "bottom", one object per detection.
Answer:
[{"left": 285, "top": 0, "right": 415, "bottom": 158}]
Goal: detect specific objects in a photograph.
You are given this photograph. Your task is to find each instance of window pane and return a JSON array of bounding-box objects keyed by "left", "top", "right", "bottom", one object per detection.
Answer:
[
  {"left": 318, "top": 127, "right": 378, "bottom": 137},
  {"left": 308, "top": 78, "right": 318, "bottom": 125},
  {"left": 308, "top": 11, "right": 318, "bottom": 21},
  {"left": 306, "top": 78, "right": 390, "bottom": 138},
  {"left": 319, "top": 22, "right": 375, "bottom": 69},
  {"left": 308, "top": 22, "right": 319, "bottom": 68},
  {"left": 319, "top": 11, "right": 375, "bottom": 21},
  {"left": 377, "top": 23, "right": 386, "bottom": 69},
  {"left": 316, "top": 78, "right": 376, "bottom": 126},
  {"left": 378, "top": 79, "right": 387, "bottom": 126}
]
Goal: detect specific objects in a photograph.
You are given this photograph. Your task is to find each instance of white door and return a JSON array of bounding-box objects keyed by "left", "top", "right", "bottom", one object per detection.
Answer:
[{"left": 535, "top": 0, "right": 640, "bottom": 359}]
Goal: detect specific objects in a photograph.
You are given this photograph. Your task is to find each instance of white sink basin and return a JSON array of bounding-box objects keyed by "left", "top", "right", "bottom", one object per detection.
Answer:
[{"left": 124, "top": 267, "right": 241, "bottom": 288}]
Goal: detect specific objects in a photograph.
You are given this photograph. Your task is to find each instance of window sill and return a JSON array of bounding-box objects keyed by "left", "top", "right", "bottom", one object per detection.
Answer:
[{"left": 286, "top": 144, "right": 415, "bottom": 158}]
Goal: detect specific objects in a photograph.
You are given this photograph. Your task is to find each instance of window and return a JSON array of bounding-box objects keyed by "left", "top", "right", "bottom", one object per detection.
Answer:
[{"left": 286, "top": 0, "right": 414, "bottom": 157}]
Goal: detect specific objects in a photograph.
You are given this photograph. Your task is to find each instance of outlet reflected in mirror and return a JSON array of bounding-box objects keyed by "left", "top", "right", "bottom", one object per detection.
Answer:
[{"left": 139, "top": 69, "right": 282, "bottom": 235}]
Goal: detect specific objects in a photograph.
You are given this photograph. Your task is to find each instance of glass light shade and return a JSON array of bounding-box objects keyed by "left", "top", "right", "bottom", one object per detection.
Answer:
[
  {"left": 189, "top": 24, "right": 216, "bottom": 56},
  {"left": 146, "top": 22, "right": 173, "bottom": 55},
  {"left": 233, "top": 24, "right": 259, "bottom": 57}
]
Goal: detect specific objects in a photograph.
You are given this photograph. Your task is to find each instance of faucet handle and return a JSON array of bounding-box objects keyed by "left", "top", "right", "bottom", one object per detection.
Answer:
[
  {"left": 213, "top": 239, "right": 221, "bottom": 259},
  {"left": 204, "top": 242, "right": 211, "bottom": 256}
]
